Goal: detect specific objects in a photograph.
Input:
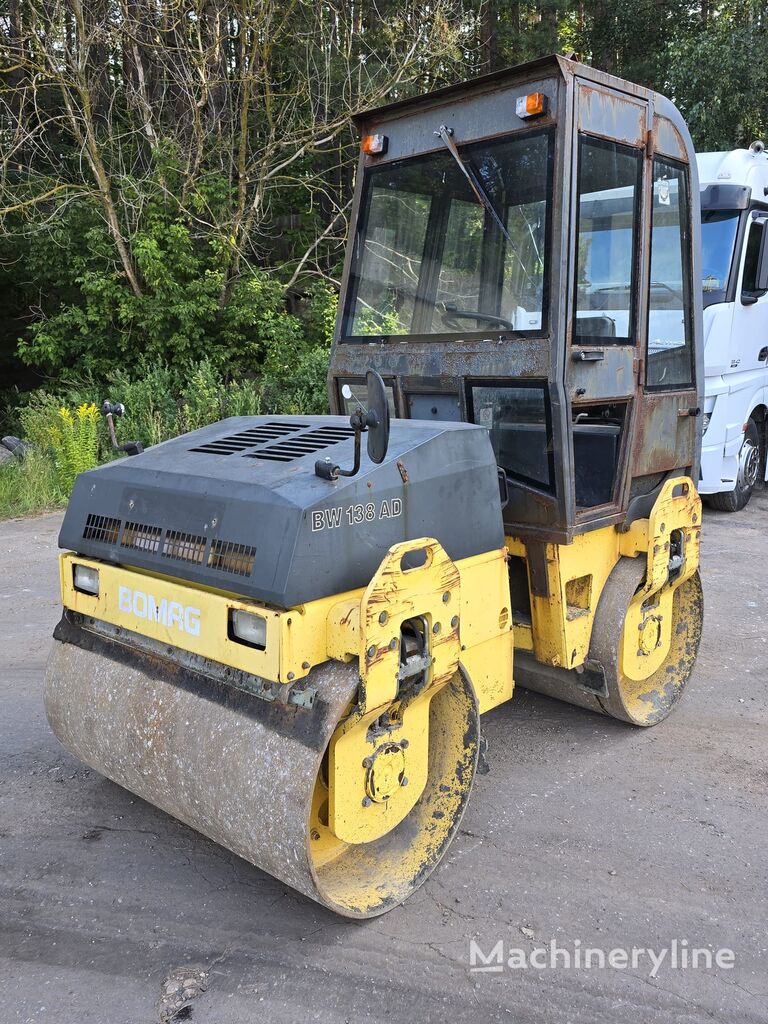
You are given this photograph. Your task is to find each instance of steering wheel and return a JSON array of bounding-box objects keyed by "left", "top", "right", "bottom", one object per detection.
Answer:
[
  {"left": 440, "top": 303, "right": 515, "bottom": 330},
  {"left": 650, "top": 280, "right": 685, "bottom": 303}
]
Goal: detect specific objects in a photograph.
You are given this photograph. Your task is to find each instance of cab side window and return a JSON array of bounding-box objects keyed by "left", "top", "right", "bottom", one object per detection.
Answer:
[
  {"left": 645, "top": 159, "right": 694, "bottom": 389},
  {"left": 574, "top": 137, "right": 642, "bottom": 344},
  {"left": 468, "top": 382, "right": 555, "bottom": 494}
]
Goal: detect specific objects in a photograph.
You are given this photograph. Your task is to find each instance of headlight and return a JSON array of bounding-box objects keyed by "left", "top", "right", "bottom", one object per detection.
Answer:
[
  {"left": 230, "top": 609, "right": 267, "bottom": 650},
  {"left": 73, "top": 564, "right": 100, "bottom": 595},
  {"left": 702, "top": 412, "right": 712, "bottom": 435}
]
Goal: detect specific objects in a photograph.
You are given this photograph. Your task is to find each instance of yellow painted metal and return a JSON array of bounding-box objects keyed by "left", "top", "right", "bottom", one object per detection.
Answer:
[
  {"left": 505, "top": 476, "right": 701, "bottom": 676},
  {"left": 618, "top": 477, "right": 701, "bottom": 682},
  {"left": 457, "top": 547, "right": 515, "bottom": 714},
  {"left": 505, "top": 529, "right": 639, "bottom": 670},
  {"left": 325, "top": 543, "right": 514, "bottom": 715},
  {"left": 359, "top": 537, "right": 461, "bottom": 711},
  {"left": 326, "top": 538, "right": 513, "bottom": 845},
  {"left": 308, "top": 671, "right": 480, "bottom": 916},
  {"left": 59, "top": 551, "right": 361, "bottom": 685},
  {"left": 59, "top": 539, "right": 513, "bottom": 712},
  {"left": 60, "top": 538, "right": 512, "bottom": 850},
  {"left": 329, "top": 689, "right": 432, "bottom": 844},
  {"left": 613, "top": 569, "right": 703, "bottom": 725}
]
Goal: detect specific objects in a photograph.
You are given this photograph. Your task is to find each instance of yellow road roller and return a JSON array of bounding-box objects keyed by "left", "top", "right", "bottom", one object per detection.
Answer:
[{"left": 45, "top": 55, "right": 704, "bottom": 917}]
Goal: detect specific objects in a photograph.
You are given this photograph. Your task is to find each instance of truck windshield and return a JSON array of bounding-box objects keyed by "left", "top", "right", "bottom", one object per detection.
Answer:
[
  {"left": 701, "top": 210, "right": 740, "bottom": 307},
  {"left": 343, "top": 128, "right": 554, "bottom": 338}
]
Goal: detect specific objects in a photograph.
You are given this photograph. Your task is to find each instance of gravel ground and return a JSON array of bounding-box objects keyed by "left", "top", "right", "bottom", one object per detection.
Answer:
[{"left": 1, "top": 497, "right": 766, "bottom": 1024}]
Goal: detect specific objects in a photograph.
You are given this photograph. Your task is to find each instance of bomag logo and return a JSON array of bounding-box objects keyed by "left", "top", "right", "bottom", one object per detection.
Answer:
[{"left": 117, "top": 585, "right": 201, "bottom": 637}]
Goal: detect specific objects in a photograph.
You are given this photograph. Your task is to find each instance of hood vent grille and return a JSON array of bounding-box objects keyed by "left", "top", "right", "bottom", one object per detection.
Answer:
[
  {"left": 189, "top": 421, "right": 355, "bottom": 462},
  {"left": 82, "top": 515, "right": 257, "bottom": 579},
  {"left": 208, "top": 539, "right": 257, "bottom": 577},
  {"left": 122, "top": 522, "right": 162, "bottom": 553},
  {"left": 246, "top": 425, "right": 356, "bottom": 463},
  {"left": 83, "top": 514, "right": 120, "bottom": 545},
  {"left": 191, "top": 421, "right": 309, "bottom": 456},
  {"left": 162, "top": 530, "right": 206, "bottom": 564}
]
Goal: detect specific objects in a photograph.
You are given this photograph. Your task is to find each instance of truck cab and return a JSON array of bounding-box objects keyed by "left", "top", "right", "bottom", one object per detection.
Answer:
[{"left": 697, "top": 143, "right": 768, "bottom": 510}]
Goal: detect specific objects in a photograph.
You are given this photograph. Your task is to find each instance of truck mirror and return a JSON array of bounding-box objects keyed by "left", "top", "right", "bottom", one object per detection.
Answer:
[{"left": 757, "top": 227, "right": 768, "bottom": 293}]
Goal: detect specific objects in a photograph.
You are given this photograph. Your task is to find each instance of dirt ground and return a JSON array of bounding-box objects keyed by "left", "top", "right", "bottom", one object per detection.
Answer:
[{"left": 1, "top": 496, "right": 767, "bottom": 1023}]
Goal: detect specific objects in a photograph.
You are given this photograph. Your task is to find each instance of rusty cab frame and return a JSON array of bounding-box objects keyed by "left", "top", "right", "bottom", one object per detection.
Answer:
[{"left": 327, "top": 55, "right": 703, "bottom": 556}]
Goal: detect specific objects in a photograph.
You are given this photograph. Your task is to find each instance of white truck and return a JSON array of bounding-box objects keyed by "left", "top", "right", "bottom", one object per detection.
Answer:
[{"left": 698, "top": 143, "right": 768, "bottom": 511}]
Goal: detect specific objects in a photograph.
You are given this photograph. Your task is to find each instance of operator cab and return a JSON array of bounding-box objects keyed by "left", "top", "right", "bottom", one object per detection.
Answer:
[{"left": 328, "top": 54, "right": 703, "bottom": 543}]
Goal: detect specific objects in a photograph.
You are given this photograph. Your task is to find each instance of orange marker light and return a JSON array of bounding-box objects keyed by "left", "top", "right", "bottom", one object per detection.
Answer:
[
  {"left": 361, "top": 133, "right": 388, "bottom": 156},
  {"left": 515, "top": 92, "right": 548, "bottom": 118}
]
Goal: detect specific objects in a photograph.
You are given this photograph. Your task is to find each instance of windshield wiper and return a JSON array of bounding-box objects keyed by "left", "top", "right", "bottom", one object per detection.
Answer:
[
  {"left": 434, "top": 124, "right": 538, "bottom": 295},
  {"left": 435, "top": 125, "right": 515, "bottom": 247}
]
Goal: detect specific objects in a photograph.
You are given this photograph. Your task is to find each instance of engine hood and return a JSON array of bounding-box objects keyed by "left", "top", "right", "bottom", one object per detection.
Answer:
[{"left": 60, "top": 415, "right": 505, "bottom": 608}]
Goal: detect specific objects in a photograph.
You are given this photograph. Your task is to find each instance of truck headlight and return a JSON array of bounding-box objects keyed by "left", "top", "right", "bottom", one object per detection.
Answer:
[
  {"left": 73, "top": 564, "right": 100, "bottom": 596},
  {"left": 702, "top": 412, "right": 712, "bottom": 435},
  {"left": 230, "top": 609, "right": 267, "bottom": 650}
]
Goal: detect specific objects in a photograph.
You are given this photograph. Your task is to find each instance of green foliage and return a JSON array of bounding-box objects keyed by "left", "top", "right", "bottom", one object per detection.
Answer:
[
  {"left": 4, "top": 0, "right": 764, "bottom": 524},
  {"left": 352, "top": 305, "right": 408, "bottom": 337},
  {"left": 1, "top": 351, "right": 333, "bottom": 519},
  {"left": 0, "top": 449, "right": 66, "bottom": 520},
  {"left": 664, "top": 8, "right": 768, "bottom": 150},
  {"left": 104, "top": 362, "right": 180, "bottom": 449},
  {"left": 16, "top": 183, "right": 315, "bottom": 381},
  {"left": 48, "top": 403, "right": 101, "bottom": 492}
]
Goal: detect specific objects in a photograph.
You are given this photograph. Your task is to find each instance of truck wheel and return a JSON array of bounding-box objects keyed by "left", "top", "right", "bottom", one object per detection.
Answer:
[{"left": 707, "top": 418, "right": 761, "bottom": 512}]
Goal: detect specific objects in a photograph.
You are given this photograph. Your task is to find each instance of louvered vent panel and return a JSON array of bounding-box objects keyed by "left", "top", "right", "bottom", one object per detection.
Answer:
[
  {"left": 246, "top": 425, "right": 356, "bottom": 463},
  {"left": 83, "top": 514, "right": 121, "bottom": 544},
  {"left": 162, "top": 530, "right": 206, "bottom": 564},
  {"left": 191, "top": 421, "right": 309, "bottom": 455},
  {"left": 208, "top": 539, "right": 256, "bottom": 577},
  {"left": 121, "top": 522, "right": 162, "bottom": 553}
]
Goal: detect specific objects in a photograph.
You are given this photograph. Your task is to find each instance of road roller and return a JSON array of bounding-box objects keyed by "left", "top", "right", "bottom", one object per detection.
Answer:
[{"left": 45, "top": 56, "right": 704, "bottom": 917}]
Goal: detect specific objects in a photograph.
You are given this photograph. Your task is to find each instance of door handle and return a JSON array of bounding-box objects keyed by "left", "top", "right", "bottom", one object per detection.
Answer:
[{"left": 572, "top": 349, "right": 605, "bottom": 362}]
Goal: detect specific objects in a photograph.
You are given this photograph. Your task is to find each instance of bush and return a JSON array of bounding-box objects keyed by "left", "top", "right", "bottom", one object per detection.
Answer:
[
  {"left": 15, "top": 190, "right": 333, "bottom": 384},
  {"left": 0, "top": 449, "right": 66, "bottom": 520},
  {"left": 2, "top": 347, "right": 334, "bottom": 520}
]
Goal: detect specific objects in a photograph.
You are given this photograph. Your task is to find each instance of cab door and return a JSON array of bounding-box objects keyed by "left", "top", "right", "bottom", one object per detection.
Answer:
[
  {"left": 566, "top": 80, "right": 648, "bottom": 522},
  {"left": 567, "top": 81, "right": 700, "bottom": 527}
]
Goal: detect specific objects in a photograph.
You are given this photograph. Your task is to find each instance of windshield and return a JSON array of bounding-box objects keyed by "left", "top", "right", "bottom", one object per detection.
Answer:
[
  {"left": 342, "top": 128, "right": 554, "bottom": 338},
  {"left": 700, "top": 210, "right": 740, "bottom": 307}
]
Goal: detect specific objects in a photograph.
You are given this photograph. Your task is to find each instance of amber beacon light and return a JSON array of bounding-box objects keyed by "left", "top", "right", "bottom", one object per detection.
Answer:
[
  {"left": 361, "top": 133, "right": 388, "bottom": 155},
  {"left": 515, "top": 92, "right": 548, "bottom": 118}
]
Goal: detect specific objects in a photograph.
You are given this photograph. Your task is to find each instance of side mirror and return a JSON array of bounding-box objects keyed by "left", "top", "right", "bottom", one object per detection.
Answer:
[
  {"left": 742, "top": 216, "right": 768, "bottom": 304},
  {"left": 756, "top": 225, "right": 768, "bottom": 293},
  {"left": 364, "top": 369, "right": 390, "bottom": 464},
  {"left": 316, "top": 370, "right": 390, "bottom": 480},
  {"left": 102, "top": 400, "right": 144, "bottom": 456}
]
